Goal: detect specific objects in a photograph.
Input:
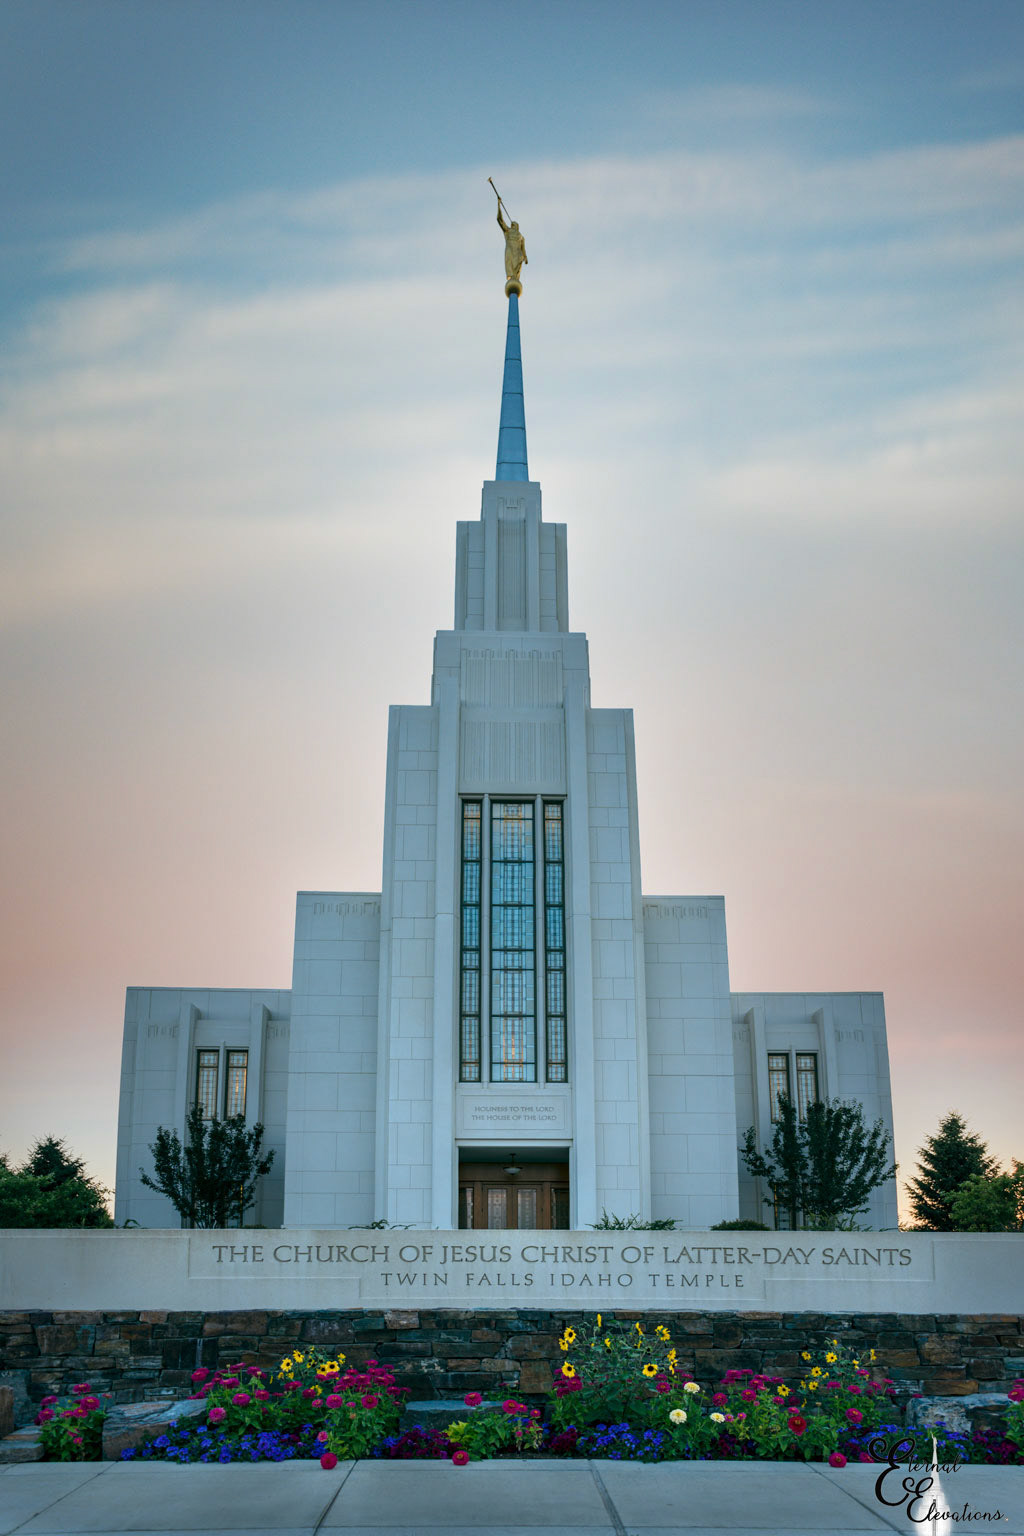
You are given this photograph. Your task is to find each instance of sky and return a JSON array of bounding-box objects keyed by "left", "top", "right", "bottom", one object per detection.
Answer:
[{"left": 1, "top": 0, "right": 1022, "bottom": 1222}]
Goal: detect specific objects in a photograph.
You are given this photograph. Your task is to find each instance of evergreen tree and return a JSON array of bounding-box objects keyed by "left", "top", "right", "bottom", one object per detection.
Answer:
[
  {"left": 741, "top": 1095, "right": 896, "bottom": 1229},
  {"left": 906, "top": 1111, "right": 998, "bottom": 1231},
  {"left": 140, "top": 1104, "right": 275, "bottom": 1227},
  {"left": 0, "top": 1138, "right": 112, "bottom": 1227},
  {"left": 949, "top": 1163, "right": 1024, "bottom": 1232}
]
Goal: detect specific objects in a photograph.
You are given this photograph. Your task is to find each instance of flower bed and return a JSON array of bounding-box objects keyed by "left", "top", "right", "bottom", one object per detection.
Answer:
[{"left": 87, "top": 1325, "right": 1024, "bottom": 1470}]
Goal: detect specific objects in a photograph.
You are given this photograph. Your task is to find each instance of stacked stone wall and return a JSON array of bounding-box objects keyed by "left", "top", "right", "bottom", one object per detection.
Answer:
[{"left": 2, "top": 1309, "right": 1022, "bottom": 1425}]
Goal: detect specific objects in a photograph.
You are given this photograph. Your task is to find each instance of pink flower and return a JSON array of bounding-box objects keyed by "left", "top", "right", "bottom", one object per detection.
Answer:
[
  {"left": 464, "top": 1392, "right": 483, "bottom": 1408},
  {"left": 655, "top": 1380, "right": 671, "bottom": 1394},
  {"left": 316, "top": 1430, "right": 328, "bottom": 1442},
  {"left": 247, "top": 1365, "right": 262, "bottom": 1376},
  {"left": 36, "top": 1409, "right": 54, "bottom": 1423},
  {"left": 712, "top": 1392, "right": 728, "bottom": 1406},
  {"left": 829, "top": 1451, "right": 847, "bottom": 1468},
  {"left": 361, "top": 1394, "right": 379, "bottom": 1410},
  {"left": 847, "top": 1384, "right": 862, "bottom": 1394},
  {"left": 326, "top": 1394, "right": 343, "bottom": 1408},
  {"left": 740, "top": 1389, "right": 757, "bottom": 1402},
  {"left": 452, "top": 1448, "right": 469, "bottom": 1466},
  {"left": 502, "top": 1399, "right": 526, "bottom": 1415},
  {"left": 787, "top": 1415, "right": 807, "bottom": 1436},
  {"left": 79, "top": 1397, "right": 99, "bottom": 1411},
  {"left": 231, "top": 1392, "right": 250, "bottom": 1406},
  {"left": 191, "top": 1368, "right": 209, "bottom": 1382},
  {"left": 220, "top": 1377, "right": 239, "bottom": 1388},
  {"left": 1009, "top": 1386, "right": 1024, "bottom": 1403},
  {"left": 531, "top": 1409, "right": 541, "bottom": 1419},
  {"left": 320, "top": 1451, "right": 339, "bottom": 1470},
  {"left": 302, "top": 1387, "right": 317, "bottom": 1399},
  {"left": 41, "top": 1395, "right": 58, "bottom": 1407},
  {"left": 207, "top": 1406, "right": 226, "bottom": 1424},
  {"left": 71, "top": 1383, "right": 91, "bottom": 1394},
  {"left": 255, "top": 1390, "right": 270, "bottom": 1402},
  {"left": 846, "top": 1408, "right": 864, "bottom": 1424}
]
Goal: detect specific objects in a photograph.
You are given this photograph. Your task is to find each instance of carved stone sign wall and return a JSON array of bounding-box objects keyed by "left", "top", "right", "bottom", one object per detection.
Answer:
[{"left": 2, "top": 1230, "right": 1021, "bottom": 1314}]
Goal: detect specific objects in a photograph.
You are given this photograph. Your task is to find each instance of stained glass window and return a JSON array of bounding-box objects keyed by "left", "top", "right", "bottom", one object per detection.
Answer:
[
  {"left": 543, "top": 802, "right": 567, "bottom": 1082},
  {"left": 225, "top": 1050, "right": 248, "bottom": 1117},
  {"left": 459, "top": 801, "right": 482, "bottom": 1081},
  {"left": 490, "top": 802, "right": 536, "bottom": 1082},
  {"left": 196, "top": 1050, "right": 219, "bottom": 1120},
  {"left": 768, "top": 1052, "right": 790, "bottom": 1122},
  {"left": 796, "top": 1053, "right": 818, "bottom": 1121}
]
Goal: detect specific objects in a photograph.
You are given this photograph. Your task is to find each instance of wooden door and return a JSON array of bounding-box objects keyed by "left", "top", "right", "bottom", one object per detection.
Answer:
[{"left": 458, "top": 1162, "right": 570, "bottom": 1229}]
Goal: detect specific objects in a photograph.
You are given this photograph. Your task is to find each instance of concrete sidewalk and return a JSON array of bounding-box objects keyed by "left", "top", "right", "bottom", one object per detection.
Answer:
[{"left": 0, "top": 1458, "right": 1021, "bottom": 1536}]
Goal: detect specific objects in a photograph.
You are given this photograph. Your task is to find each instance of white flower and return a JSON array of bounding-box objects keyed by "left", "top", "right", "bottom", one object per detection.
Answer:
[
  {"left": 683, "top": 1381, "right": 700, "bottom": 1395},
  {"left": 710, "top": 1411, "right": 726, "bottom": 1423},
  {"left": 669, "top": 1408, "right": 687, "bottom": 1425}
]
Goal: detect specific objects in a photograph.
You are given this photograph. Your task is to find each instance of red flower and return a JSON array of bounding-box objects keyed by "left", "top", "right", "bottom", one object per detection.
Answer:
[
  {"left": 71, "top": 1383, "right": 91, "bottom": 1394},
  {"left": 847, "top": 1384, "right": 862, "bottom": 1394},
  {"left": 846, "top": 1408, "right": 863, "bottom": 1424},
  {"left": 40, "top": 1396, "right": 57, "bottom": 1408},
  {"left": 741, "top": 1388, "right": 757, "bottom": 1401},
  {"left": 320, "top": 1452, "right": 339, "bottom": 1470},
  {"left": 190, "top": 1369, "right": 209, "bottom": 1383},
  {"left": 712, "top": 1392, "right": 728, "bottom": 1406},
  {"left": 361, "top": 1394, "right": 379, "bottom": 1410},
  {"left": 326, "top": 1394, "right": 343, "bottom": 1408},
  {"left": 302, "top": 1387, "right": 317, "bottom": 1399},
  {"left": 464, "top": 1392, "right": 483, "bottom": 1407},
  {"left": 231, "top": 1392, "right": 250, "bottom": 1406},
  {"left": 36, "top": 1409, "right": 54, "bottom": 1423},
  {"left": 1009, "top": 1386, "right": 1024, "bottom": 1403},
  {"left": 452, "top": 1449, "right": 469, "bottom": 1466},
  {"left": 787, "top": 1415, "right": 807, "bottom": 1436},
  {"left": 829, "top": 1451, "right": 847, "bottom": 1468}
]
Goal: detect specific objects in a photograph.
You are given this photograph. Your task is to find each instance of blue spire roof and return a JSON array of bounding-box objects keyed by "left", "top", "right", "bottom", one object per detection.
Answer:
[{"left": 495, "top": 291, "right": 528, "bottom": 481}]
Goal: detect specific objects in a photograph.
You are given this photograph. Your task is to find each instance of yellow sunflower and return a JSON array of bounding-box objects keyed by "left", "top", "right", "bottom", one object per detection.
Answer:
[
  {"left": 777, "top": 1384, "right": 790, "bottom": 1397},
  {"left": 656, "top": 1326, "right": 671, "bottom": 1341},
  {"left": 561, "top": 1362, "right": 576, "bottom": 1379},
  {"left": 825, "top": 1352, "right": 837, "bottom": 1364},
  {"left": 293, "top": 1350, "right": 305, "bottom": 1364},
  {"left": 280, "top": 1358, "right": 294, "bottom": 1374},
  {"left": 806, "top": 1379, "right": 818, "bottom": 1391},
  {"left": 562, "top": 1327, "right": 576, "bottom": 1344},
  {"left": 811, "top": 1367, "right": 822, "bottom": 1377},
  {"left": 559, "top": 1339, "right": 569, "bottom": 1352},
  {"left": 596, "top": 1315, "right": 602, "bottom": 1328},
  {"left": 604, "top": 1338, "right": 611, "bottom": 1350},
  {"left": 642, "top": 1363, "right": 658, "bottom": 1378},
  {"left": 801, "top": 1351, "right": 811, "bottom": 1361}
]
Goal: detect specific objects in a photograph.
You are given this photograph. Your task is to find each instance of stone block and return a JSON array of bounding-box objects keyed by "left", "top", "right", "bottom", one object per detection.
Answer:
[
  {"left": 202, "top": 1311, "right": 268, "bottom": 1336},
  {"left": 384, "top": 1310, "right": 419, "bottom": 1329},
  {"left": 102, "top": 1397, "right": 206, "bottom": 1460},
  {"left": 0, "top": 1386, "right": 13, "bottom": 1438},
  {"left": 923, "top": 1369, "right": 978, "bottom": 1395},
  {"left": 0, "top": 1371, "right": 31, "bottom": 1427},
  {"left": 920, "top": 1335, "right": 961, "bottom": 1363},
  {"left": 0, "top": 1424, "right": 43, "bottom": 1463},
  {"left": 517, "top": 1334, "right": 558, "bottom": 1358},
  {"left": 517, "top": 1359, "right": 554, "bottom": 1393}
]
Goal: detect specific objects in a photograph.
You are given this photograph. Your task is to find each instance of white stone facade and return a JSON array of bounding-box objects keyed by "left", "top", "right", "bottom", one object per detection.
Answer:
[{"left": 114, "top": 308, "right": 898, "bottom": 1234}]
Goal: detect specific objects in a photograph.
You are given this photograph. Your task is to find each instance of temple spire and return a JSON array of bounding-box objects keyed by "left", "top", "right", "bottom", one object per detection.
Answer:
[{"left": 495, "top": 291, "right": 529, "bottom": 481}]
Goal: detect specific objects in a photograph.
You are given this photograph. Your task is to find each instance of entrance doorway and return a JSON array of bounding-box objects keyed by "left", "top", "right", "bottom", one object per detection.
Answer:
[{"left": 458, "top": 1155, "right": 570, "bottom": 1230}]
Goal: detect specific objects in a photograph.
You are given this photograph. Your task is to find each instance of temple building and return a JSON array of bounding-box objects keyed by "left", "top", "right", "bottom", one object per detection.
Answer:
[{"left": 114, "top": 278, "right": 898, "bottom": 1233}]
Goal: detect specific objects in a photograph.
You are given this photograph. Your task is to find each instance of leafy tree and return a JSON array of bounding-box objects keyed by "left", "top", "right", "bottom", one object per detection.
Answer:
[
  {"left": 905, "top": 1111, "right": 998, "bottom": 1231},
  {"left": 0, "top": 1137, "right": 112, "bottom": 1227},
  {"left": 740, "top": 1094, "right": 896, "bottom": 1229},
  {"left": 949, "top": 1162, "right": 1024, "bottom": 1232},
  {"left": 140, "top": 1104, "right": 275, "bottom": 1227}
]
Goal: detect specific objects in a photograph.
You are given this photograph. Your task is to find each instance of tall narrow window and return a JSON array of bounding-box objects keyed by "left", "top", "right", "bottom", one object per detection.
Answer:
[
  {"left": 196, "top": 1050, "right": 219, "bottom": 1120},
  {"left": 543, "top": 802, "right": 567, "bottom": 1082},
  {"left": 767, "top": 1052, "right": 790, "bottom": 1122},
  {"left": 225, "top": 1050, "right": 248, "bottom": 1117},
  {"left": 459, "top": 801, "right": 482, "bottom": 1081},
  {"left": 796, "top": 1053, "right": 818, "bottom": 1121},
  {"left": 490, "top": 802, "right": 536, "bottom": 1082}
]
